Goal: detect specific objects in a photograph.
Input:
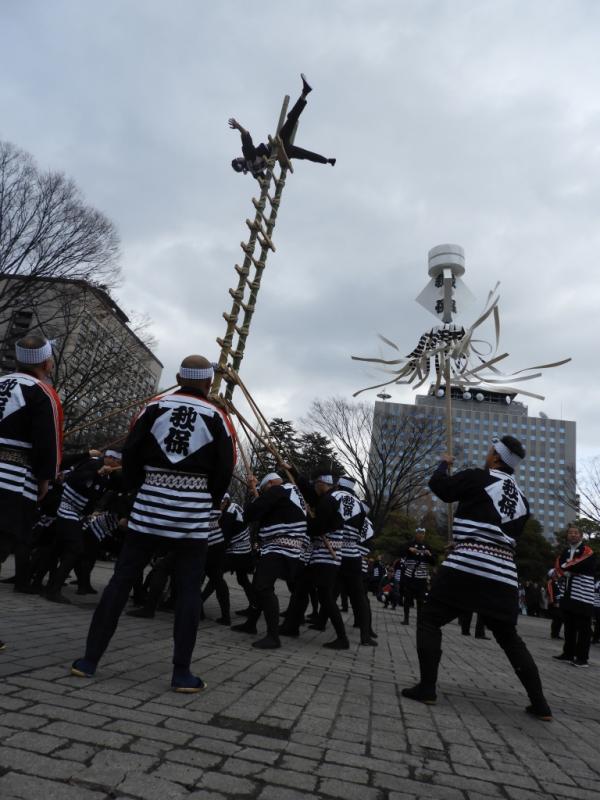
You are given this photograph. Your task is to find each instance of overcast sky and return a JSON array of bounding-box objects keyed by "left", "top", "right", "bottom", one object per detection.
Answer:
[{"left": 1, "top": 1, "right": 598, "bottom": 459}]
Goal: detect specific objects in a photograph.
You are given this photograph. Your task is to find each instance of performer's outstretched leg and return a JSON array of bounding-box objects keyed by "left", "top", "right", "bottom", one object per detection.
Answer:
[
  {"left": 485, "top": 618, "right": 551, "bottom": 717},
  {"left": 76, "top": 533, "right": 156, "bottom": 672}
]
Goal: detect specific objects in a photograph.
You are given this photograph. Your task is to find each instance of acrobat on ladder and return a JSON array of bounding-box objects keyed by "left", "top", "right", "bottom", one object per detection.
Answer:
[{"left": 211, "top": 74, "right": 335, "bottom": 401}]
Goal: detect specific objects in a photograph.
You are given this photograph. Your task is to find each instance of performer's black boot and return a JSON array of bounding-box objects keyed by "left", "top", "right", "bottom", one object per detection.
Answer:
[
  {"left": 323, "top": 637, "right": 350, "bottom": 650},
  {"left": 401, "top": 685, "right": 437, "bottom": 704},
  {"left": 252, "top": 634, "right": 281, "bottom": 649},
  {"left": 300, "top": 73, "right": 312, "bottom": 95},
  {"left": 231, "top": 606, "right": 259, "bottom": 634}
]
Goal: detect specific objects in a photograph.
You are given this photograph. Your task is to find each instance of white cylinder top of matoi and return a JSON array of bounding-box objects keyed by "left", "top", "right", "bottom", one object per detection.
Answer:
[{"left": 427, "top": 244, "right": 465, "bottom": 278}]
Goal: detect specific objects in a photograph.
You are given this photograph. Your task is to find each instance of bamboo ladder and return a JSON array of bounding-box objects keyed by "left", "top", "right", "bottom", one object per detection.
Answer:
[{"left": 211, "top": 95, "right": 297, "bottom": 402}]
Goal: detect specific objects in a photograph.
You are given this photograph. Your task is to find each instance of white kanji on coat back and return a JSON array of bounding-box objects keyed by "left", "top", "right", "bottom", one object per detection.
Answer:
[
  {"left": 0, "top": 378, "right": 26, "bottom": 421},
  {"left": 151, "top": 399, "right": 214, "bottom": 464},
  {"left": 485, "top": 471, "right": 527, "bottom": 524}
]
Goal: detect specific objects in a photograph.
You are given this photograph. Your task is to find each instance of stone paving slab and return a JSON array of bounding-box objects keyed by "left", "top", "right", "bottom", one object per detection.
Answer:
[{"left": 1, "top": 558, "right": 600, "bottom": 799}]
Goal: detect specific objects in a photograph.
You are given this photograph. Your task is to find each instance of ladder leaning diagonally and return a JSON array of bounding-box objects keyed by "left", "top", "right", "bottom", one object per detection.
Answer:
[{"left": 211, "top": 95, "right": 296, "bottom": 401}]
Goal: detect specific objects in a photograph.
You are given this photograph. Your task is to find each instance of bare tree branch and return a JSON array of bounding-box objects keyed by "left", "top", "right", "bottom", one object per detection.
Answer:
[{"left": 306, "top": 397, "right": 445, "bottom": 533}]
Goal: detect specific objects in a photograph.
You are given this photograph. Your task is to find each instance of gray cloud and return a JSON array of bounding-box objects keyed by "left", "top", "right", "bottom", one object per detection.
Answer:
[{"left": 0, "top": 0, "right": 597, "bottom": 458}]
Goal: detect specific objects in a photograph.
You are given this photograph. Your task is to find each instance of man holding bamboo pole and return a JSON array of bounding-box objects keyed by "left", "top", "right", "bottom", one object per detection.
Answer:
[
  {"left": 71, "top": 355, "right": 235, "bottom": 692},
  {"left": 231, "top": 471, "right": 309, "bottom": 649}
]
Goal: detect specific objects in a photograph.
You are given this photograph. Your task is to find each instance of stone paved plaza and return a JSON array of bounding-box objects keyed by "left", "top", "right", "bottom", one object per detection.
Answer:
[{"left": 1, "top": 560, "right": 599, "bottom": 800}]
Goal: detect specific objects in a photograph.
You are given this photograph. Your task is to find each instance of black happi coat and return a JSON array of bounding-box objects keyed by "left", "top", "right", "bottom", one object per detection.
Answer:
[
  {"left": 122, "top": 388, "right": 235, "bottom": 508},
  {"left": 122, "top": 389, "right": 235, "bottom": 540},
  {"left": 0, "top": 372, "right": 63, "bottom": 531},
  {"left": 402, "top": 540, "right": 435, "bottom": 583},
  {"left": 244, "top": 482, "right": 308, "bottom": 559},
  {"left": 221, "top": 501, "right": 252, "bottom": 556},
  {"left": 556, "top": 543, "right": 596, "bottom": 616},
  {"left": 428, "top": 461, "right": 530, "bottom": 624},
  {"left": 58, "top": 457, "right": 122, "bottom": 521}
]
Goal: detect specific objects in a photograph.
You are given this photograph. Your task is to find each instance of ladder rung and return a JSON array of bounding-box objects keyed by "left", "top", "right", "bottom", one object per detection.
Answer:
[
  {"left": 234, "top": 264, "right": 249, "bottom": 277},
  {"left": 228, "top": 288, "right": 243, "bottom": 301},
  {"left": 257, "top": 234, "right": 275, "bottom": 252},
  {"left": 222, "top": 312, "right": 237, "bottom": 323},
  {"left": 240, "top": 302, "right": 255, "bottom": 313}
]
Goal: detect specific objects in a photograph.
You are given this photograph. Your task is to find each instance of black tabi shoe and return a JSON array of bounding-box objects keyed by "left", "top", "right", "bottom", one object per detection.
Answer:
[
  {"left": 360, "top": 637, "right": 378, "bottom": 647},
  {"left": 127, "top": 608, "right": 155, "bottom": 619},
  {"left": 71, "top": 658, "right": 96, "bottom": 678},
  {"left": 46, "top": 592, "right": 71, "bottom": 605},
  {"left": 328, "top": 158, "right": 336, "bottom": 166},
  {"left": 323, "top": 638, "right": 350, "bottom": 650},
  {"left": 474, "top": 635, "right": 490, "bottom": 640},
  {"left": 552, "top": 653, "right": 573, "bottom": 662},
  {"left": 216, "top": 617, "right": 231, "bottom": 626},
  {"left": 300, "top": 73, "right": 312, "bottom": 95},
  {"left": 171, "top": 670, "right": 207, "bottom": 693},
  {"left": 230, "top": 622, "right": 257, "bottom": 634},
  {"left": 571, "top": 659, "right": 589, "bottom": 668},
  {"left": 401, "top": 684, "right": 437, "bottom": 705},
  {"left": 525, "top": 703, "right": 553, "bottom": 721},
  {"left": 401, "top": 620, "right": 410, "bottom": 626},
  {"left": 252, "top": 635, "right": 281, "bottom": 649},
  {"left": 369, "top": 630, "right": 378, "bottom": 639},
  {"left": 0, "top": 640, "right": 6, "bottom": 651}
]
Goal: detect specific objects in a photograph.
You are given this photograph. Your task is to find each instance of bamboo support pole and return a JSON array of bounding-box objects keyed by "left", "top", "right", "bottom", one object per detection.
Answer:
[
  {"left": 64, "top": 384, "right": 177, "bottom": 440},
  {"left": 445, "top": 361, "right": 454, "bottom": 543}
]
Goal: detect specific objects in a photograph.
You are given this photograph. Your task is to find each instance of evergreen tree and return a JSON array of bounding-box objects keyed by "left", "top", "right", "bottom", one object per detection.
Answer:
[
  {"left": 296, "top": 431, "right": 344, "bottom": 478},
  {"left": 515, "top": 517, "right": 554, "bottom": 582}
]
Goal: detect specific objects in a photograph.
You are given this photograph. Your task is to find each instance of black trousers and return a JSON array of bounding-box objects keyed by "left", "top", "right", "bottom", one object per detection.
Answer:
[
  {"left": 549, "top": 604, "right": 563, "bottom": 638},
  {"left": 0, "top": 525, "right": 33, "bottom": 590},
  {"left": 404, "top": 578, "right": 427, "bottom": 622},
  {"left": 84, "top": 532, "right": 207, "bottom": 669},
  {"left": 459, "top": 611, "right": 486, "bottom": 637},
  {"left": 416, "top": 597, "right": 547, "bottom": 706},
  {"left": 140, "top": 552, "right": 176, "bottom": 613},
  {"left": 310, "top": 564, "right": 347, "bottom": 640},
  {"left": 246, "top": 553, "right": 300, "bottom": 638},
  {"left": 74, "top": 529, "right": 103, "bottom": 591},
  {"left": 593, "top": 609, "right": 600, "bottom": 643},
  {"left": 46, "top": 517, "right": 85, "bottom": 595},
  {"left": 338, "top": 559, "right": 371, "bottom": 641},
  {"left": 201, "top": 543, "right": 230, "bottom": 619},
  {"left": 279, "top": 97, "right": 328, "bottom": 164},
  {"left": 562, "top": 609, "right": 592, "bottom": 662}
]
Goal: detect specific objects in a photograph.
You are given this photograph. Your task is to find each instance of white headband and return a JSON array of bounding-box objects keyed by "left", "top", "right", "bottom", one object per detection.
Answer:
[
  {"left": 338, "top": 476, "right": 356, "bottom": 490},
  {"left": 179, "top": 365, "right": 214, "bottom": 381},
  {"left": 315, "top": 474, "right": 333, "bottom": 485},
  {"left": 492, "top": 438, "right": 523, "bottom": 470},
  {"left": 105, "top": 450, "right": 122, "bottom": 459},
  {"left": 259, "top": 472, "right": 281, "bottom": 490},
  {"left": 15, "top": 340, "right": 54, "bottom": 365}
]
